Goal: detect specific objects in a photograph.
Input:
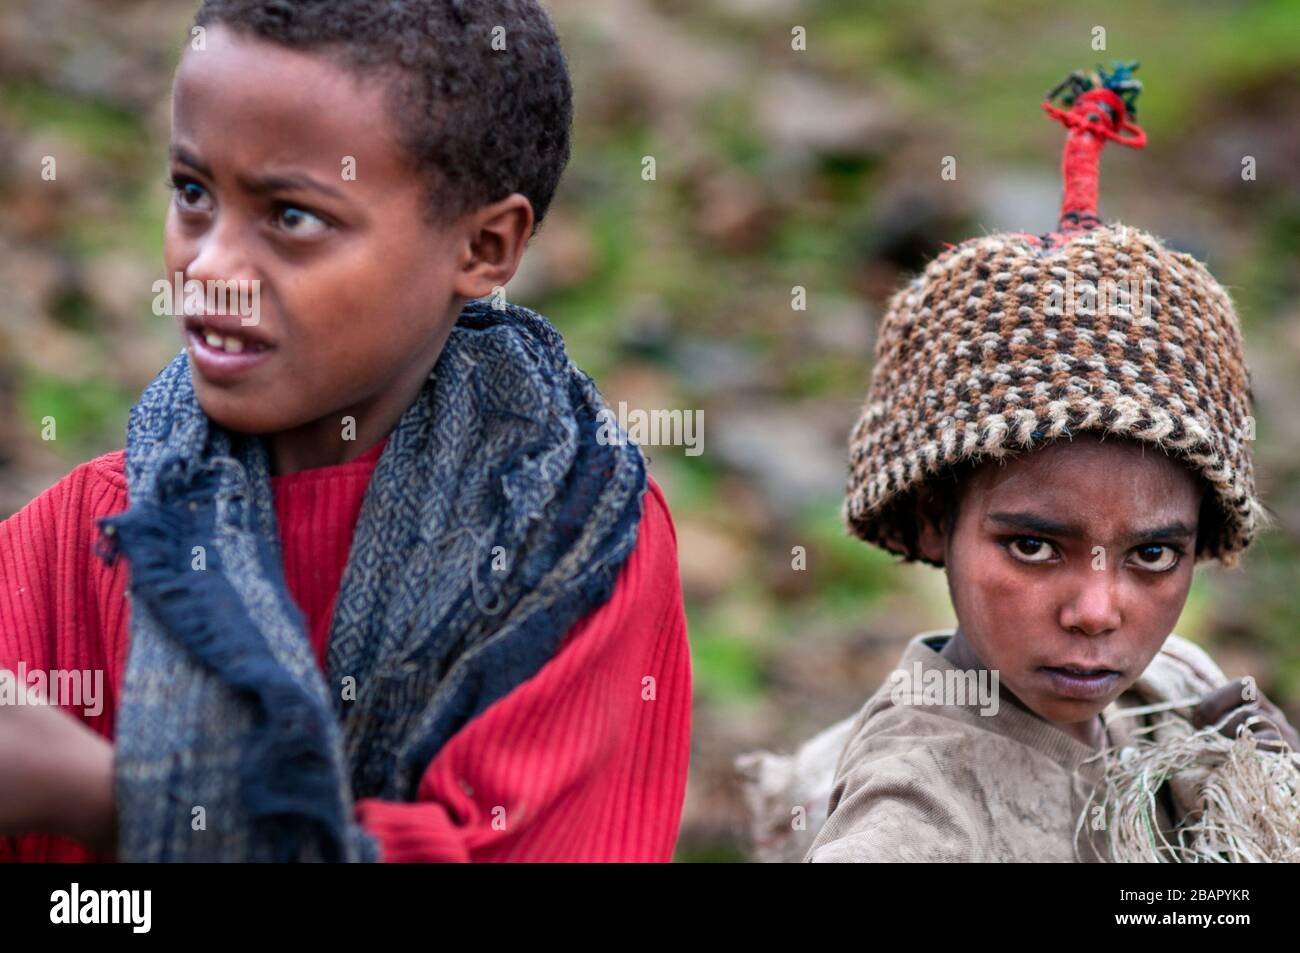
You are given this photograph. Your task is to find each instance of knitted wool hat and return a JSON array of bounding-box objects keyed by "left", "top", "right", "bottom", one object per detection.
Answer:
[{"left": 846, "top": 63, "right": 1266, "bottom": 569}]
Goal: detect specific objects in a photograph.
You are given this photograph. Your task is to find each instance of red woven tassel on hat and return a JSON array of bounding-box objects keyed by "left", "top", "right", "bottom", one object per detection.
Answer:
[{"left": 1041, "top": 61, "right": 1147, "bottom": 239}]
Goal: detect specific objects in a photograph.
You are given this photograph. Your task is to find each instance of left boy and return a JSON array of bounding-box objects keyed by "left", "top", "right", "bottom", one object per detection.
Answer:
[{"left": 0, "top": 0, "right": 691, "bottom": 862}]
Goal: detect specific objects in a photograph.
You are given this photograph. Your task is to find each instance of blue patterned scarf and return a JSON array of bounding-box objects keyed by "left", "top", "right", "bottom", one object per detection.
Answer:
[{"left": 95, "top": 301, "right": 647, "bottom": 861}]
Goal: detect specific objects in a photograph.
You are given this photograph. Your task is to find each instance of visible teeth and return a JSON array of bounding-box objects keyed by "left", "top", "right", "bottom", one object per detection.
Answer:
[
  {"left": 204, "top": 331, "right": 225, "bottom": 349},
  {"left": 222, "top": 336, "right": 245, "bottom": 354}
]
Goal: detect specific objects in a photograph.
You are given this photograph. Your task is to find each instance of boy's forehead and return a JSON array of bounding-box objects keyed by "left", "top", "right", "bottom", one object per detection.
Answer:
[
  {"left": 964, "top": 436, "right": 1202, "bottom": 521},
  {"left": 172, "top": 24, "right": 406, "bottom": 175}
]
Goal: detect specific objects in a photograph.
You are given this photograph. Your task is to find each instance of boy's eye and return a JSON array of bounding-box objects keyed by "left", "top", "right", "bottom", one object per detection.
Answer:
[
  {"left": 1128, "top": 544, "right": 1180, "bottom": 573},
  {"left": 274, "top": 204, "right": 329, "bottom": 237},
  {"left": 1007, "top": 536, "right": 1056, "bottom": 563},
  {"left": 170, "top": 176, "right": 212, "bottom": 212}
]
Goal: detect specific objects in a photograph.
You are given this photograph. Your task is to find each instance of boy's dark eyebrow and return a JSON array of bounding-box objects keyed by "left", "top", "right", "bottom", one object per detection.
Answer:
[
  {"left": 987, "top": 512, "right": 1085, "bottom": 538},
  {"left": 986, "top": 511, "right": 1196, "bottom": 542},
  {"left": 170, "top": 146, "right": 213, "bottom": 178},
  {"left": 237, "top": 171, "right": 345, "bottom": 200},
  {"left": 1130, "top": 519, "right": 1198, "bottom": 541},
  {"left": 169, "top": 146, "right": 345, "bottom": 200}
]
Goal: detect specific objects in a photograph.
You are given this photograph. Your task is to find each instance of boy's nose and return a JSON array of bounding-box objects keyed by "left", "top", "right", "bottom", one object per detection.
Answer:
[
  {"left": 186, "top": 221, "right": 257, "bottom": 295},
  {"left": 1058, "top": 566, "right": 1122, "bottom": 636}
]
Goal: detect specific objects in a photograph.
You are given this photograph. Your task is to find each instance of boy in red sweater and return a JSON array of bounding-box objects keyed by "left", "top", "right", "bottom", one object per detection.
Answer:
[{"left": 0, "top": 1, "right": 690, "bottom": 862}]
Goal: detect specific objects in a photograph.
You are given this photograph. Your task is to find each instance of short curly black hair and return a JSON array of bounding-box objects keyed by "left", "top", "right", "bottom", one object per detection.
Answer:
[{"left": 193, "top": 0, "right": 573, "bottom": 233}]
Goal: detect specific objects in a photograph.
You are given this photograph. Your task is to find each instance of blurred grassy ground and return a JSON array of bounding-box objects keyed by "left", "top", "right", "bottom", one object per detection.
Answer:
[{"left": 1, "top": 0, "right": 1297, "bottom": 861}]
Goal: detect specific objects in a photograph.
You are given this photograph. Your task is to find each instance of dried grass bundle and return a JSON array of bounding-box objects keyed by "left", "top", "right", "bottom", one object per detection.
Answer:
[{"left": 1077, "top": 697, "right": 1300, "bottom": 862}]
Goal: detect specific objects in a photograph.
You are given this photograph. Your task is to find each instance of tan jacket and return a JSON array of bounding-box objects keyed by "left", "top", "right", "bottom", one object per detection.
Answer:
[{"left": 800, "top": 630, "right": 1227, "bottom": 862}]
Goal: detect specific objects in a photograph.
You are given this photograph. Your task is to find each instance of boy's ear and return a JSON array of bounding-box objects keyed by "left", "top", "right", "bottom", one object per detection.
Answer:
[
  {"left": 913, "top": 484, "right": 949, "bottom": 565},
  {"left": 452, "top": 193, "right": 535, "bottom": 300}
]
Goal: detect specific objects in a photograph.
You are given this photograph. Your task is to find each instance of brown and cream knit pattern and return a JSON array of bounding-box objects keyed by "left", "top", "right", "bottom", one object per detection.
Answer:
[{"left": 845, "top": 223, "right": 1267, "bottom": 568}]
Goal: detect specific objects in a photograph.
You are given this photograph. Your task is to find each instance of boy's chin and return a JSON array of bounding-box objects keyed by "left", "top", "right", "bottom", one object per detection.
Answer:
[
  {"left": 1023, "top": 685, "right": 1124, "bottom": 726},
  {"left": 191, "top": 385, "right": 286, "bottom": 436}
]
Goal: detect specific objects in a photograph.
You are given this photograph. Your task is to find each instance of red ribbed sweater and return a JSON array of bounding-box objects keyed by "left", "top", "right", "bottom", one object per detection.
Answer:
[{"left": 0, "top": 437, "right": 691, "bottom": 862}]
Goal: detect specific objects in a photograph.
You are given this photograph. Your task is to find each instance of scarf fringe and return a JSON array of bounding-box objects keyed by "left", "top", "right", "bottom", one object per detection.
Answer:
[{"left": 99, "top": 458, "right": 355, "bottom": 861}]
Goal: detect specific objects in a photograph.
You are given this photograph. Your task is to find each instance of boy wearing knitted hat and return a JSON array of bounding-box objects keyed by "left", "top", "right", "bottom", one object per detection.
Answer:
[
  {"left": 0, "top": 1, "right": 690, "bottom": 862},
  {"left": 805, "top": 65, "right": 1299, "bottom": 862}
]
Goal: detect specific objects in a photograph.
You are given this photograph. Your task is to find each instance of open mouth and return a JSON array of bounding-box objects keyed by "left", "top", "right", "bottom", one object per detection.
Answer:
[
  {"left": 192, "top": 328, "right": 270, "bottom": 355},
  {"left": 183, "top": 323, "right": 276, "bottom": 384},
  {"left": 181, "top": 313, "right": 275, "bottom": 354}
]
